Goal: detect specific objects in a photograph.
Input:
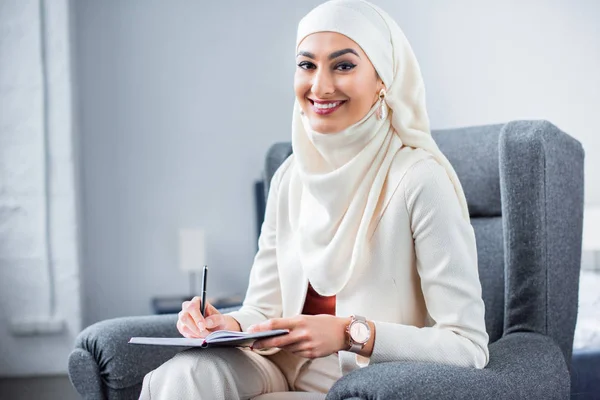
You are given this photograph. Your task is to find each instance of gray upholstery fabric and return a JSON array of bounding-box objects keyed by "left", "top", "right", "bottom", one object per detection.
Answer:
[
  {"left": 432, "top": 124, "right": 503, "bottom": 217},
  {"left": 68, "top": 120, "right": 583, "bottom": 400},
  {"left": 68, "top": 348, "right": 104, "bottom": 400},
  {"left": 471, "top": 217, "right": 504, "bottom": 343},
  {"left": 69, "top": 315, "right": 181, "bottom": 400},
  {"left": 499, "top": 121, "right": 583, "bottom": 368},
  {"left": 326, "top": 333, "right": 570, "bottom": 400}
]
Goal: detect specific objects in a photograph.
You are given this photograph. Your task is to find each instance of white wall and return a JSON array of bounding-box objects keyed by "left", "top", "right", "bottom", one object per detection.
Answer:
[
  {"left": 0, "top": 0, "right": 80, "bottom": 376},
  {"left": 73, "top": 0, "right": 600, "bottom": 327}
]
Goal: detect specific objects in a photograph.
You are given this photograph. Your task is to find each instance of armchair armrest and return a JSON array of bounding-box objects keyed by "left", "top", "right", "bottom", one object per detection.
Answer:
[
  {"left": 69, "top": 314, "right": 180, "bottom": 400},
  {"left": 69, "top": 305, "right": 242, "bottom": 400},
  {"left": 326, "top": 332, "right": 570, "bottom": 400}
]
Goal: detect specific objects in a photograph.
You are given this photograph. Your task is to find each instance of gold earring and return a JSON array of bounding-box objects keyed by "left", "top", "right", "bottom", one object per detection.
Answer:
[{"left": 376, "top": 89, "right": 387, "bottom": 120}]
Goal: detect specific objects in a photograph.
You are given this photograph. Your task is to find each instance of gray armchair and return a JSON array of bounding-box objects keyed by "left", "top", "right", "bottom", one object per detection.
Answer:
[{"left": 68, "top": 120, "right": 584, "bottom": 399}]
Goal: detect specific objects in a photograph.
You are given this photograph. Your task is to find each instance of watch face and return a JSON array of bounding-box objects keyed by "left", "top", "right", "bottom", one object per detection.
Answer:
[{"left": 350, "top": 321, "right": 370, "bottom": 343}]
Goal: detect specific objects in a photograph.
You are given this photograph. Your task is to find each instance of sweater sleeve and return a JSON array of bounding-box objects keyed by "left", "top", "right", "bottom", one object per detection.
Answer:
[
  {"left": 226, "top": 157, "right": 292, "bottom": 331},
  {"left": 369, "top": 158, "right": 490, "bottom": 369}
]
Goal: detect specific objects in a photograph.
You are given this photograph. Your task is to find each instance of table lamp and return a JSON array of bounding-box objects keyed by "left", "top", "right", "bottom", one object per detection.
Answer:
[{"left": 179, "top": 228, "right": 207, "bottom": 296}]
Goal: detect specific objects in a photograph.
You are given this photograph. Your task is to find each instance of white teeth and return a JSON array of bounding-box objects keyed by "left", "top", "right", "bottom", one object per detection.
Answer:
[{"left": 314, "top": 101, "right": 341, "bottom": 109}]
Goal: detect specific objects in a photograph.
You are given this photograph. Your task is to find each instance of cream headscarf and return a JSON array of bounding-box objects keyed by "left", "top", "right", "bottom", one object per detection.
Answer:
[{"left": 289, "top": 0, "right": 469, "bottom": 296}]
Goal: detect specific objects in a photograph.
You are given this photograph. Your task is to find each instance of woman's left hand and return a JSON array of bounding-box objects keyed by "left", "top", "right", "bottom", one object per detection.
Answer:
[{"left": 248, "top": 315, "right": 350, "bottom": 359}]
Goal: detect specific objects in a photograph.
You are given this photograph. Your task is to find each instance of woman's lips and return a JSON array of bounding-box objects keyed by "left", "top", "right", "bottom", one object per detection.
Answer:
[{"left": 309, "top": 99, "right": 346, "bottom": 115}]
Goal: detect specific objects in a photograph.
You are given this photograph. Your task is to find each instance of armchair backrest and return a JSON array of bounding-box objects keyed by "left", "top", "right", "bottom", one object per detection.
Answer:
[{"left": 262, "top": 120, "right": 584, "bottom": 369}]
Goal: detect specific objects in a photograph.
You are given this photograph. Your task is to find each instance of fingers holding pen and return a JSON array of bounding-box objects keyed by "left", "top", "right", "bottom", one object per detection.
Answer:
[
  {"left": 203, "top": 302, "right": 225, "bottom": 329},
  {"left": 187, "top": 296, "right": 207, "bottom": 331},
  {"left": 177, "top": 297, "right": 206, "bottom": 338}
]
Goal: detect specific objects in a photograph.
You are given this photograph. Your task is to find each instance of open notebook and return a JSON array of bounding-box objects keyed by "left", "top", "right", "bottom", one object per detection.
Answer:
[{"left": 129, "top": 329, "right": 288, "bottom": 349}]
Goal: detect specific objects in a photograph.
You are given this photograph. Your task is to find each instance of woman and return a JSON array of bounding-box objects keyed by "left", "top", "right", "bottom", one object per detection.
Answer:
[{"left": 140, "top": 0, "right": 489, "bottom": 398}]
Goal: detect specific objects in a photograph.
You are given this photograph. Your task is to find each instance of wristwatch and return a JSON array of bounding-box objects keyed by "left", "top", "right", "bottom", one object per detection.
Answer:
[{"left": 346, "top": 315, "right": 371, "bottom": 353}]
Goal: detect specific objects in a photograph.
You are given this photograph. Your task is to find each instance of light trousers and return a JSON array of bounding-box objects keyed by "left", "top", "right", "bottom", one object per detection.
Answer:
[{"left": 139, "top": 347, "right": 342, "bottom": 400}]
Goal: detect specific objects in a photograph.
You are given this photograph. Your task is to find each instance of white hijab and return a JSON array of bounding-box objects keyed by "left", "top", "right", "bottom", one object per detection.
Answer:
[{"left": 289, "top": 0, "right": 469, "bottom": 296}]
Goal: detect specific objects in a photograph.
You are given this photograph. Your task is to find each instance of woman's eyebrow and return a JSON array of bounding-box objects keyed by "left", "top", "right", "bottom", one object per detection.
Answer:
[
  {"left": 328, "top": 48, "right": 360, "bottom": 59},
  {"left": 296, "top": 48, "right": 361, "bottom": 60},
  {"left": 297, "top": 51, "right": 316, "bottom": 59}
]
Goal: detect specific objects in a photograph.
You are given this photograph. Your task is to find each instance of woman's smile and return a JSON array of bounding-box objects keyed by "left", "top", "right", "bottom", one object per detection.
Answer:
[{"left": 308, "top": 98, "right": 347, "bottom": 116}]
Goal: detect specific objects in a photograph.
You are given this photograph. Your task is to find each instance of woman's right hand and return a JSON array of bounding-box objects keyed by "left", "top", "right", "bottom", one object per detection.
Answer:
[{"left": 177, "top": 296, "right": 226, "bottom": 338}]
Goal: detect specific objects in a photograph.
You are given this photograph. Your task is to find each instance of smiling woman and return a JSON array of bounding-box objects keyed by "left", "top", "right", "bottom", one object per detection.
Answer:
[
  {"left": 139, "top": 1, "right": 489, "bottom": 399},
  {"left": 294, "top": 35, "right": 383, "bottom": 133}
]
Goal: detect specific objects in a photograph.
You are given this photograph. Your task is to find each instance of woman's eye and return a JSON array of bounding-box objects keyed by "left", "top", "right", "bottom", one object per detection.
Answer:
[
  {"left": 336, "top": 62, "right": 356, "bottom": 71},
  {"left": 297, "top": 61, "right": 316, "bottom": 70}
]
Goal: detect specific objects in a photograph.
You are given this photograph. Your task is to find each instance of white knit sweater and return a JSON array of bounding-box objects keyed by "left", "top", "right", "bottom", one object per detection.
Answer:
[{"left": 229, "top": 148, "right": 489, "bottom": 374}]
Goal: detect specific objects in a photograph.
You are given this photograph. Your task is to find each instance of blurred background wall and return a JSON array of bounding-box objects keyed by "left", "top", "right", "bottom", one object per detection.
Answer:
[{"left": 0, "top": 0, "right": 598, "bottom": 377}]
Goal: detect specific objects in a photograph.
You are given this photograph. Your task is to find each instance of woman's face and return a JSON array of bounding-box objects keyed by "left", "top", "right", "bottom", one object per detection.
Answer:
[{"left": 295, "top": 32, "right": 384, "bottom": 134}]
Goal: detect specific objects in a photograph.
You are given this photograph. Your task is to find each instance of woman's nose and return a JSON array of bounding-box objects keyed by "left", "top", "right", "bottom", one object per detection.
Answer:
[{"left": 311, "top": 69, "right": 335, "bottom": 98}]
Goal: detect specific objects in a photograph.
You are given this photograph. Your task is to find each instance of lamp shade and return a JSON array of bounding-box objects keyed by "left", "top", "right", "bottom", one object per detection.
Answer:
[{"left": 179, "top": 229, "right": 206, "bottom": 272}]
